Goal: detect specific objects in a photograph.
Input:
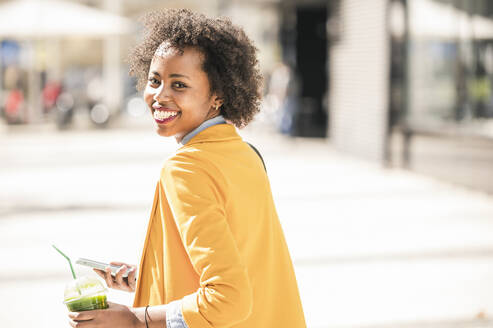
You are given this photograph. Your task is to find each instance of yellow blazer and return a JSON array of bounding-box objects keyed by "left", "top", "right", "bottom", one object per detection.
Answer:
[{"left": 133, "top": 123, "right": 306, "bottom": 328}]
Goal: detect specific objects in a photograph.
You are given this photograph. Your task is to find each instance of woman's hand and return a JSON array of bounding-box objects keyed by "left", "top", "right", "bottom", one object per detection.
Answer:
[
  {"left": 93, "top": 262, "right": 137, "bottom": 292},
  {"left": 68, "top": 302, "right": 142, "bottom": 328}
]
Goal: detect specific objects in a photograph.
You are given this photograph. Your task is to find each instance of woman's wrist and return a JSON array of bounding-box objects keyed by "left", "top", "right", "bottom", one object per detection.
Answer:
[{"left": 130, "top": 305, "right": 168, "bottom": 328}]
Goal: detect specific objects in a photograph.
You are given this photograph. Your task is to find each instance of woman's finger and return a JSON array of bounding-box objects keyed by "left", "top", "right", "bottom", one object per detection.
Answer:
[
  {"left": 68, "top": 310, "right": 96, "bottom": 328},
  {"left": 104, "top": 267, "right": 114, "bottom": 289},
  {"left": 68, "top": 310, "right": 95, "bottom": 321},
  {"left": 68, "top": 319, "right": 91, "bottom": 328},
  {"left": 93, "top": 268, "right": 106, "bottom": 279},
  {"left": 114, "top": 265, "right": 127, "bottom": 287},
  {"left": 127, "top": 267, "right": 137, "bottom": 291}
]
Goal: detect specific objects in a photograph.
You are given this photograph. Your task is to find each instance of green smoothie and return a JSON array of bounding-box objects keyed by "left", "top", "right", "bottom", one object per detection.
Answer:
[
  {"left": 64, "top": 276, "right": 108, "bottom": 312},
  {"left": 65, "top": 294, "right": 108, "bottom": 312}
]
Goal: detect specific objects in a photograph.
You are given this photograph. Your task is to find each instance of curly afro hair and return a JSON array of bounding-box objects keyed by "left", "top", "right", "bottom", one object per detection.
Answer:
[{"left": 128, "top": 8, "right": 263, "bottom": 128}]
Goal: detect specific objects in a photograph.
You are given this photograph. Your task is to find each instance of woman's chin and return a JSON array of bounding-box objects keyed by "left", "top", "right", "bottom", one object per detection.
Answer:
[{"left": 155, "top": 127, "right": 173, "bottom": 138}]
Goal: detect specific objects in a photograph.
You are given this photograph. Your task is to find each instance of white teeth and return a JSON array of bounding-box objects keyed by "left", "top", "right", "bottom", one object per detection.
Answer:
[{"left": 154, "top": 110, "right": 178, "bottom": 121}]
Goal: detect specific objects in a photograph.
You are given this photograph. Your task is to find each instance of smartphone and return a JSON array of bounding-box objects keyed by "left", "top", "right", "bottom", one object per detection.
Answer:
[{"left": 76, "top": 258, "right": 130, "bottom": 278}]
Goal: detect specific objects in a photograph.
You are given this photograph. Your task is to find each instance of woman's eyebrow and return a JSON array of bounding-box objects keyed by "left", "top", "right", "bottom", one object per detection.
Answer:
[{"left": 169, "top": 73, "right": 190, "bottom": 80}]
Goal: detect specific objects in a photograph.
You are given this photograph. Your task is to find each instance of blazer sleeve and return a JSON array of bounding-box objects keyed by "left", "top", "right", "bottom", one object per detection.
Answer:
[{"left": 161, "top": 153, "right": 253, "bottom": 328}]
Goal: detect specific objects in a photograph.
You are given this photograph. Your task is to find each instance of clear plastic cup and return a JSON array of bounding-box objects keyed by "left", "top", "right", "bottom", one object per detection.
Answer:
[{"left": 63, "top": 276, "right": 108, "bottom": 312}]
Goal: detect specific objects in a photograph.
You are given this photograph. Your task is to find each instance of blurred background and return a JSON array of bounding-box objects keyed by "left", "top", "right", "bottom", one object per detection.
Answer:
[{"left": 1, "top": 0, "right": 493, "bottom": 327}]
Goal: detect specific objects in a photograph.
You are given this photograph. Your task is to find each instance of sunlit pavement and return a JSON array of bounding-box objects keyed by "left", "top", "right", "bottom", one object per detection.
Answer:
[{"left": 1, "top": 120, "right": 493, "bottom": 328}]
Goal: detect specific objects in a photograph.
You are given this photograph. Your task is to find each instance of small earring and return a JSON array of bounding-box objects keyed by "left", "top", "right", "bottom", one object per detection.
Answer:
[{"left": 215, "top": 104, "right": 220, "bottom": 111}]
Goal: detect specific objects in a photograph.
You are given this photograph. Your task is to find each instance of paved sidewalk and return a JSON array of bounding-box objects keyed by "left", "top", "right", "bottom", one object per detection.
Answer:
[
  {"left": 1, "top": 124, "right": 493, "bottom": 327},
  {"left": 245, "top": 127, "right": 493, "bottom": 328}
]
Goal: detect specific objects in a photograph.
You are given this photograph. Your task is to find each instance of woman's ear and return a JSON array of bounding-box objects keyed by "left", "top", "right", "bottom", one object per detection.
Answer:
[{"left": 213, "top": 96, "right": 224, "bottom": 109}]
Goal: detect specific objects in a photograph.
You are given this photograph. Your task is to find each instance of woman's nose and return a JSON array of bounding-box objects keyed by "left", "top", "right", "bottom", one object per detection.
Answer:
[{"left": 153, "top": 84, "right": 171, "bottom": 102}]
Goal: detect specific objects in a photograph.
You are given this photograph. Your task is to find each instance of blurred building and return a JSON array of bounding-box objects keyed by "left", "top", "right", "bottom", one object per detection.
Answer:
[
  {"left": 388, "top": 0, "right": 493, "bottom": 194},
  {"left": 275, "top": 0, "right": 493, "bottom": 193}
]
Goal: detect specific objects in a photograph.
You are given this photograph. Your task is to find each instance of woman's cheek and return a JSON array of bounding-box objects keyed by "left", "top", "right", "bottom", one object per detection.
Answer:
[{"left": 144, "top": 85, "right": 156, "bottom": 100}]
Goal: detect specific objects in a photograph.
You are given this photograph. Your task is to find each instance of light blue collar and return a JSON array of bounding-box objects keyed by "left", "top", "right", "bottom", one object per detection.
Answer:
[{"left": 180, "top": 115, "right": 227, "bottom": 145}]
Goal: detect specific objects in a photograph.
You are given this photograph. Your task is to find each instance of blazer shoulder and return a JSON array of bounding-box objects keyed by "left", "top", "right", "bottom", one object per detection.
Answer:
[{"left": 160, "top": 147, "right": 219, "bottom": 180}]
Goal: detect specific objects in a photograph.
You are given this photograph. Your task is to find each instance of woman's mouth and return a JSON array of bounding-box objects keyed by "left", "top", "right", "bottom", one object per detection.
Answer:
[{"left": 153, "top": 109, "right": 179, "bottom": 124}]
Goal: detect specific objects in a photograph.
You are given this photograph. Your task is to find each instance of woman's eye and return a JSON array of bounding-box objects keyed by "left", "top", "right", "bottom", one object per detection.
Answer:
[
  {"left": 172, "top": 81, "right": 187, "bottom": 89},
  {"left": 148, "top": 77, "right": 160, "bottom": 85}
]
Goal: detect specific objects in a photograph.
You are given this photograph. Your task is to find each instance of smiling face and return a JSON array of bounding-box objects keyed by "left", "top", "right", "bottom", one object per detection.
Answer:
[{"left": 144, "top": 45, "right": 222, "bottom": 142}]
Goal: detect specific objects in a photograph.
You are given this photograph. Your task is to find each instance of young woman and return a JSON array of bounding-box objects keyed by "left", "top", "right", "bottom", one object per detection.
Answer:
[{"left": 68, "top": 8, "right": 306, "bottom": 328}]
